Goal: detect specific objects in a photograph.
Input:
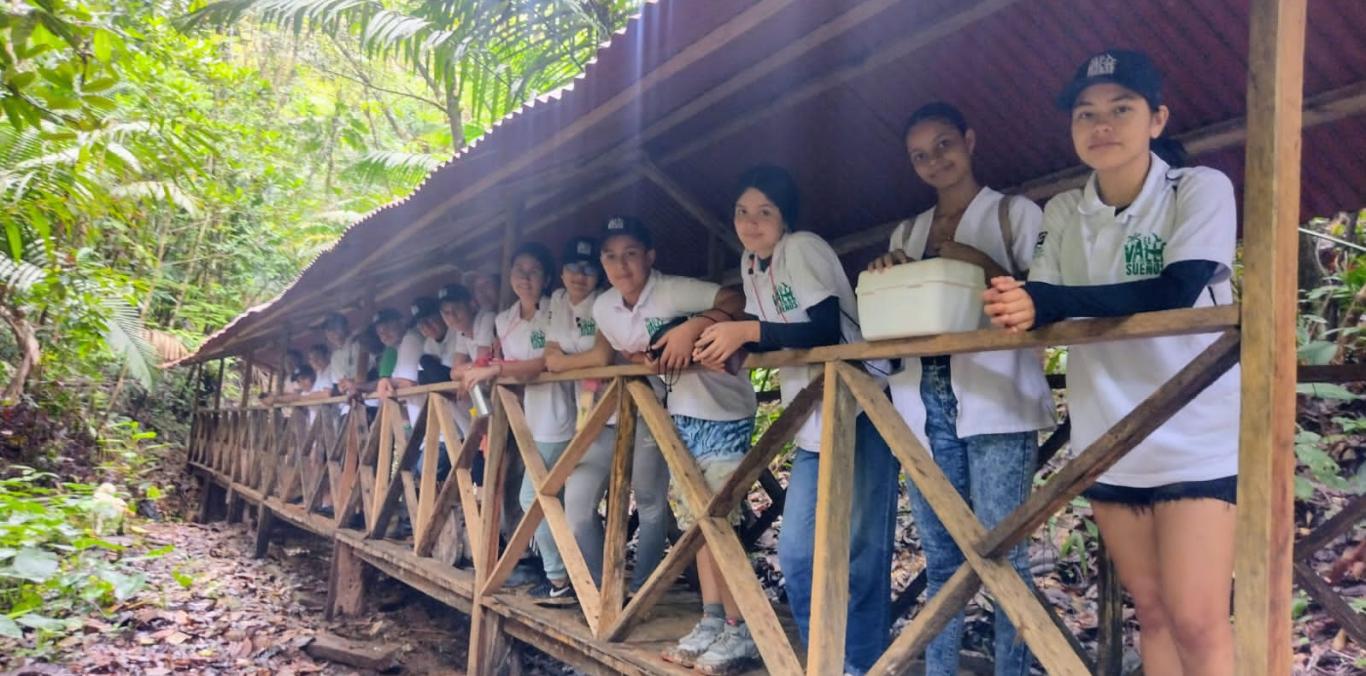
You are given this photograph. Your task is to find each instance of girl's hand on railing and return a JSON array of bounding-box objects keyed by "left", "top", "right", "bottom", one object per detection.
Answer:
[
  {"left": 462, "top": 364, "right": 500, "bottom": 391},
  {"left": 650, "top": 321, "right": 704, "bottom": 373},
  {"left": 983, "top": 276, "right": 1035, "bottom": 332},
  {"left": 866, "top": 250, "right": 911, "bottom": 271},
  {"left": 694, "top": 320, "right": 757, "bottom": 365}
]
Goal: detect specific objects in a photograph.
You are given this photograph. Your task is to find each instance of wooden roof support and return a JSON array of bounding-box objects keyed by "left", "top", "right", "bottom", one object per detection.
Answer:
[
  {"left": 638, "top": 156, "right": 743, "bottom": 254},
  {"left": 1235, "top": 1, "right": 1306, "bottom": 674}
]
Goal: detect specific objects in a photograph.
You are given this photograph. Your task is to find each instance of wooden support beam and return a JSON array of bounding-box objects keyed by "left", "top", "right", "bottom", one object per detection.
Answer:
[
  {"left": 871, "top": 565, "right": 980, "bottom": 675},
  {"left": 468, "top": 385, "right": 512, "bottom": 676},
  {"left": 598, "top": 381, "right": 635, "bottom": 633},
  {"left": 638, "top": 157, "right": 743, "bottom": 254},
  {"left": 807, "top": 363, "right": 857, "bottom": 675},
  {"left": 325, "top": 539, "right": 368, "bottom": 619},
  {"left": 1293, "top": 561, "right": 1366, "bottom": 647},
  {"left": 253, "top": 505, "right": 275, "bottom": 559},
  {"left": 1236, "top": 2, "right": 1306, "bottom": 674},
  {"left": 1095, "top": 544, "right": 1125, "bottom": 676}
]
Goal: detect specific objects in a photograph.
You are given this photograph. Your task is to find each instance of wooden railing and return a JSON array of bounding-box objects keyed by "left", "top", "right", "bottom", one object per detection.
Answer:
[{"left": 188, "top": 305, "right": 1251, "bottom": 675}]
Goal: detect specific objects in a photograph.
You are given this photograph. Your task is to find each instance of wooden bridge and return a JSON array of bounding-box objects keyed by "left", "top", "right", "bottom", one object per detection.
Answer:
[{"left": 178, "top": 0, "right": 1366, "bottom": 673}]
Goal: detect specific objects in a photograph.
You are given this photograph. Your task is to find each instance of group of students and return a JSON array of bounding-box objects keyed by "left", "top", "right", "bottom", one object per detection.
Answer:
[{"left": 275, "top": 50, "right": 1241, "bottom": 676}]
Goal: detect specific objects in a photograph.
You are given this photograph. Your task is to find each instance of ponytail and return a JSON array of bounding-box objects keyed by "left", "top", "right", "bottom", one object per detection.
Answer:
[{"left": 1152, "top": 136, "right": 1188, "bottom": 168}]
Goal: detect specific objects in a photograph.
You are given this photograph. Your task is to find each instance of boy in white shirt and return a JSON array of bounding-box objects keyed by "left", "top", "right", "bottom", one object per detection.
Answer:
[{"left": 590, "top": 217, "right": 760, "bottom": 673}]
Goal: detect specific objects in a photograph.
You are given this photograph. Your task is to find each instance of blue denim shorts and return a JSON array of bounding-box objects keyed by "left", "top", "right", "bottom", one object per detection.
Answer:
[{"left": 1084, "top": 475, "right": 1237, "bottom": 509}]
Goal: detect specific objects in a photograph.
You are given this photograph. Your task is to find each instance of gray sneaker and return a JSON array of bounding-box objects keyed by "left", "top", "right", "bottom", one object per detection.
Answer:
[
  {"left": 693, "top": 622, "right": 761, "bottom": 675},
  {"left": 660, "top": 616, "right": 724, "bottom": 667}
]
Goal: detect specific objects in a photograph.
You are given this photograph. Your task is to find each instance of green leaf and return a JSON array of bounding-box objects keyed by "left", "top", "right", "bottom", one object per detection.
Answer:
[
  {"left": 1297, "top": 341, "right": 1338, "bottom": 366},
  {"left": 12, "top": 547, "right": 59, "bottom": 582},
  {"left": 0, "top": 614, "right": 21, "bottom": 639},
  {"left": 102, "top": 569, "right": 145, "bottom": 601},
  {"left": 172, "top": 568, "right": 194, "bottom": 589},
  {"left": 93, "top": 30, "right": 114, "bottom": 63},
  {"left": 81, "top": 77, "right": 118, "bottom": 93},
  {"left": 1297, "top": 383, "right": 1361, "bottom": 401},
  {"left": 16, "top": 614, "right": 66, "bottom": 632}
]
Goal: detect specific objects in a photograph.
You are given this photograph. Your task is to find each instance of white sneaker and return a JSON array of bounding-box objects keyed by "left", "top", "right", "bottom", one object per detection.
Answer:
[
  {"left": 693, "top": 621, "right": 761, "bottom": 675},
  {"left": 660, "top": 616, "right": 724, "bottom": 667}
]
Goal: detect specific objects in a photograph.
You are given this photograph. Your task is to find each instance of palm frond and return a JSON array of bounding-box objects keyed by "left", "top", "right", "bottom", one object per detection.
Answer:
[
  {"left": 110, "top": 181, "right": 202, "bottom": 217},
  {"left": 100, "top": 295, "right": 158, "bottom": 388},
  {"left": 344, "top": 150, "right": 443, "bottom": 186}
]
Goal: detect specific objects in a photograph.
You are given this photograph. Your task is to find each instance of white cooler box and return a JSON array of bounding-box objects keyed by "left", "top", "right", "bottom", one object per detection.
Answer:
[{"left": 856, "top": 258, "right": 986, "bottom": 340}]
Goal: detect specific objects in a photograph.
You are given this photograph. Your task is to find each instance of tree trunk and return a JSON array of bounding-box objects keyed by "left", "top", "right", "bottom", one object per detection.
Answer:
[{"left": 0, "top": 304, "right": 40, "bottom": 402}]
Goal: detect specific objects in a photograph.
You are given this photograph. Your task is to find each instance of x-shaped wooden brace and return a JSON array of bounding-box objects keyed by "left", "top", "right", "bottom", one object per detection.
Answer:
[
  {"left": 413, "top": 395, "right": 487, "bottom": 560},
  {"left": 479, "top": 380, "right": 625, "bottom": 635},
  {"left": 367, "top": 400, "right": 428, "bottom": 539},
  {"left": 866, "top": 329, "right": 1243, "bottom": 675}
]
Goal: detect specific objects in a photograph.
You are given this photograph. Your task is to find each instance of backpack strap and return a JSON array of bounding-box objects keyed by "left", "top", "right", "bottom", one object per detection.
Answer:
[{"left": 997, "top": 195, "right": 1021, "bottom": 277}]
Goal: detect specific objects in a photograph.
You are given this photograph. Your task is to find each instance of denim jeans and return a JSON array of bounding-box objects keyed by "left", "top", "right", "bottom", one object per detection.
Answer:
[
  {"left": 520, "top": 439, "right": 570, "bottom": 581},
  {"left": 912, "top": 359, "right": 1036, "bottom": 676},
  {"left": 778, "top": 413, "right": 899, "bottom": 673}
]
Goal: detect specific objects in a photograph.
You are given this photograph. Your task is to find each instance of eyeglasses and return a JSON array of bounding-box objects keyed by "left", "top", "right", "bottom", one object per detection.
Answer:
[{"left": 563, "top": 261, "right": 598, "bottom": 276}]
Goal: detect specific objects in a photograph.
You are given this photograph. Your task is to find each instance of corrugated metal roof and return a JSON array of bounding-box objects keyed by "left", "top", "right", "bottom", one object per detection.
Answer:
[{"left": 183, "top": 0, "right": 1366, "bottom": 365}]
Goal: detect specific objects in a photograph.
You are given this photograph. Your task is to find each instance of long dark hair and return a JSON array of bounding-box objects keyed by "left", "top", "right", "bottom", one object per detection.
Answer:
[
  {"left": 732, "top": 164, "right": 801, "bottom": 228},
  {"left": 902, "top": 101, "right": 969, "bottom": 139}
]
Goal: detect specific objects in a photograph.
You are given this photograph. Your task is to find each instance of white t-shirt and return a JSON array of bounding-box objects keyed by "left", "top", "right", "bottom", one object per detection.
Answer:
[
  {"left": 452, "top": 310, "right": 496, "bottom": 362},
  {"left": 1030, "top": 154, "right": 1240, "bottom": 487},
  {"left": 593, "top": 271, "right": 757, "bottom": 422},
  {"left": 741, "top": 231, "right": 870, "bottom": 452},
  {"left": 884, "top": 186, "right": 1056, "bottom": 452},
  {"left": 423, "top": 329, "right": 461, "bottom": 368},
  {"left": 391, "top": 329, "right": 427, "bottom": 425},
  {"left": 328, "top": 338, "right": 362, "bottom": 384},
  {"left": 496, "top": 299, "right": 576, "bottom": 443},
  {"left": 547, "top": 288, "right": 603, "bottom": 404}
]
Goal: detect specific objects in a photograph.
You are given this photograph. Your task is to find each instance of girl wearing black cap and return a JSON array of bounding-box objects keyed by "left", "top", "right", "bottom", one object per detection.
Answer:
[
  {"left": 866, "top": 102, "right": 1055, "bottom": 676},
  {"left": 694, "top": 165, "right": 898, "bottom": 674},
  {"left": 985, "top": 50, "right": 1239, "bottom": 674},
  {"left": 464, "top": 242, "right": 580, "bottom": 606}
]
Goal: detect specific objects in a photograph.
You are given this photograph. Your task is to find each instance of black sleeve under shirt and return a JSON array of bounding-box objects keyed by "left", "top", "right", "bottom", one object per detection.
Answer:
[
  {"left": 750, "top": 295, "right": 843, "bottom": 351},
  {"left": 1026, "top": 259, "right": 1221, "bottom": 328}
]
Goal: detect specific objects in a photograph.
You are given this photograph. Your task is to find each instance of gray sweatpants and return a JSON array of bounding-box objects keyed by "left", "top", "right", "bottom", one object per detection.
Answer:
[{"left": 564, "top": 420, "right": 670, "bottom": 590}]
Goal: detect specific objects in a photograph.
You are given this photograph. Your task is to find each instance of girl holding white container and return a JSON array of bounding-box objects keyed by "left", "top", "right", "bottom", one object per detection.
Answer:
[
  {"left": 984, "top": 50, "right": 1240, "bottom": 675},
  {"left": 694, "top": 165, "right": 898, "bottom": 675},
  {"left": 866, "top": 102, "right": 1054, "bottom": 676}
]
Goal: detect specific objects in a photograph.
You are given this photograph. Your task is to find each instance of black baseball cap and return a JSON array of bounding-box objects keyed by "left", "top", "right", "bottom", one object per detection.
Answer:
[
  {"left": 562, "top": 236, "right": 599, "bottom": 267},
  {"left": 599, "top": 216, "right": 653, "bottom": 250},
  {"left": 1057, "top": 50, "right": 1163, "bottom": 110},
  {"left": 372, "top": 308, "right": 403, "bottom": 326},
  {"left": 410, "top": 296, "right": 440, "bottom": 324}
]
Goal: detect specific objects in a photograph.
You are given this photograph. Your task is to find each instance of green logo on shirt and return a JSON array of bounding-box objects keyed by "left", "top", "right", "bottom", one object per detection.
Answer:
[
  {"left": 645, "top": 317, "right": 668, "bottom": 337},
  {"left": 1123, "top": 233, "right": 1167, "bottom": 276},
  {"left": 576, "top": 317, "right": 597, "bottom": 337},
  {"left": 772, "top": 282, "right": 799, "bottom": 313},
  {"left": 530, "top": 329, "right": 545, "bottom": 349}
]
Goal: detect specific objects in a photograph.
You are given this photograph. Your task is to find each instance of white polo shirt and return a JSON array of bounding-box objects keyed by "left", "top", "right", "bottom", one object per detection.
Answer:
[
  {"left": 452, "top": 310, "right": 496, "bottom": 362},
  {"left": 741, "top": 232, "right": 873, "bottom": 453},
  {"left": 547, "top": 288, "right": 603, "bottom": 401},
  {"left": 496, "top": 299, "right": 576, "bottom": 443},
  {"left": 390, "top": 329, "right": 427, "bottom": 424},
  {"left": 885, "top": 186, "right": 1056, "bottom": 452},
  {"left": 1030, "top": 154, "right": 1240, "bottom": 487},
  {"left": 328, "top": 338, "right": 362, "bottom": 383},
  {"left": 593, "top": 271, "right": 757, "bottom": 422}
]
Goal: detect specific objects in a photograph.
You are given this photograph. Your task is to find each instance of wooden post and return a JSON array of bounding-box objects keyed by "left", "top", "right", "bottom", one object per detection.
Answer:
[
  {"left": 496, "top": 204, "right": 523, "bottom": 309},
  {"left": 186, "top": 363, "right": 202, "bottom": 466},
  {"left": 239, "top": 356, "right": 254, "bottom": 409},
  {"left": 468, "top": 386, "right": 513, "bottom": 675},
  {"left": 599, "top": 380, "right": 634, "bottom": 631},
  {"left": 213, "top": 359, "right": 226, "bottom": 411},
  {"left": 1095, "top": 543, "right": 1124, "bottom": 676},
  {"left": 253, "top": 505, "right": 275, "bottom": 559},
  {"left": 326, "top": 539, "right": 368, "bottom": 619},
  {"left": 807, "top": 363, "right": 856, "bottom": 675},
  {"left": 1237, "top": 1, "right": 1305, "bottom": 674}
]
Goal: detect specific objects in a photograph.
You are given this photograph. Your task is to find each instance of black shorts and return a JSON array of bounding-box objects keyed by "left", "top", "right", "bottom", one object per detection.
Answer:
[{"left": 1083, "top": 475, "right": 1237, "bottom": 510}]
